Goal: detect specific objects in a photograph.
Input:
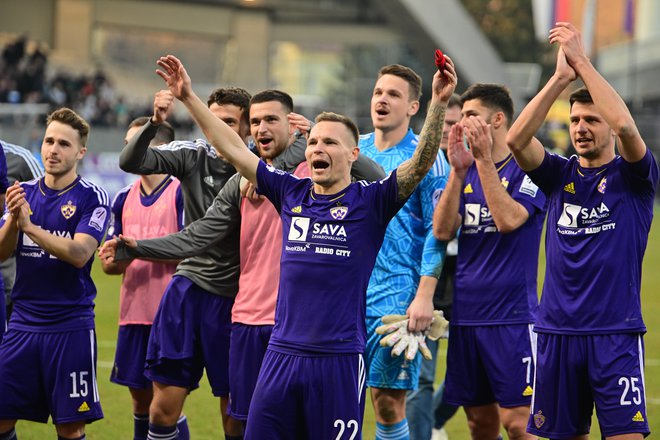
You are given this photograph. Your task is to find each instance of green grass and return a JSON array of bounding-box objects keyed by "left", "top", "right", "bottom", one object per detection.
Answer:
[{"left": 10, "top": 206, "right": 660, "bottom": 439}]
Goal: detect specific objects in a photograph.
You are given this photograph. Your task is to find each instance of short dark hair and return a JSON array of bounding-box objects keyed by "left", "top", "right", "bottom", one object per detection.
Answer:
[
  {"left": 378, "top": 64, "right": 422, "bottom": 101},
  {"left": 460, "top": 83, "right": 514, "bottom": 126},
  {"left": 569, "top": 87, "right": 593, "bottom": 108},
  {"left": 314, "top": 112, "right": 359, "bottom": 144},
  {"left": 447, "top": 93, "right": 462, "bottom": 109},
  {"left": 207, "top": 87, "right": 252, "bottom": 127},
  {"left": 46, "top": 107, "right": 90, "bottom": 147},
  {"left": 128, "top": 116, "right": 175, "bottom": 145},
  {"left": 249, "top": 90, "right": 294, "bottom": 114}
]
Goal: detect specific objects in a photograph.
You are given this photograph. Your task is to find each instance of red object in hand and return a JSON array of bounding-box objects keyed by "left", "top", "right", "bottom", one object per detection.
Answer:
[{"left": 435, "top": 49, "right": 445, "bottom": 73}]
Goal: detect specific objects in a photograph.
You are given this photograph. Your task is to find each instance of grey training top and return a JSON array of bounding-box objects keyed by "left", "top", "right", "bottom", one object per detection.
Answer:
[{"left": 118, "top": 120, "right": 241, "bottom": 298}]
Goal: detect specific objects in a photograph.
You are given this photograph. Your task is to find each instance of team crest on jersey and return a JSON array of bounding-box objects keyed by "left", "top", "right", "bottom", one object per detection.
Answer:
[
  {"left": 61, "top": 201, "right": 76, "bottom": 219},
  {"left": 500, "top": 177, "right": 509, "bottom": 189},
  {"left": 330, "top": 206, "right": 348, "bottom": 220},
  {"left": 598, "top": 177, "right": 607, "bottom": 194},
  {"left": 533, "top": 410, "right": 545, "bottom": 428}
]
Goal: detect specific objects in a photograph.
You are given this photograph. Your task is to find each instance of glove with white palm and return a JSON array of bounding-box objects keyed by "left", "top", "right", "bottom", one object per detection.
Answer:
[{"left": 376, "top": 310, "right": 449, "bottom": 360}]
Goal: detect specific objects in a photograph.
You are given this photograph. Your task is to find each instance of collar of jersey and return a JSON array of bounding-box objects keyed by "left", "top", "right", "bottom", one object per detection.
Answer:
[{"left": 39, "top": 175, "right": 81, "bottom": 197}]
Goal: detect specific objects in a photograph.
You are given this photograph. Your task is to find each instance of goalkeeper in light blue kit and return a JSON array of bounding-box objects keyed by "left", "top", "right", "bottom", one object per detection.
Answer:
[{"left": 360, "top": 64, "right": 450, "bottom": 440}]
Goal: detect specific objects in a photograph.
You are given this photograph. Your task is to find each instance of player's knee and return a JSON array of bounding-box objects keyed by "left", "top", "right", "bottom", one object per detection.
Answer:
[
  {"left": 55, "top": 421, "right": 86, "bottom": 438},
  {"left": 500, "top": 406, "right": 531, "bottom": 440},
  {"left": 372, "top": 389, "right": 406, "bottom": 422},
  {"left": 149, "top": 400, "right": 180, "bottom": 425},
  {"left": 502, "top": 420, "right": 530, "bottom": 440},
  {"left": 465, "top": 407, "right": 500, "bottom": 440}
]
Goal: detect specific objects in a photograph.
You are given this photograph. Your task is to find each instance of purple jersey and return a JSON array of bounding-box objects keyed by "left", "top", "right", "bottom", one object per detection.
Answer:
[
  {"left": 255, "top": 161, "right": 404, "bottom": 354},
  {"left": 454, "top": 155, "right": 547, "bottom": 325},
  {"left": 1, "top": 176, "right": 110, "bottom": 331},
  {"left": 528, "top": 150, "right": 658, "bottom": 334}
]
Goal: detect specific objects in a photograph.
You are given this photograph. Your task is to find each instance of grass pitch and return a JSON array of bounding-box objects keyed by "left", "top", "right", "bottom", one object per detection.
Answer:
[{"left": 9, "top": 207, "right": 660, "bottom": 439}]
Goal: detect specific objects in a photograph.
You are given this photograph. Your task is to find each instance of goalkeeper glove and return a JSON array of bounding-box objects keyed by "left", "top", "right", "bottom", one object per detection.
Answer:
[{"left": 376, "top": 310, "right": 450, "bottom": 361}]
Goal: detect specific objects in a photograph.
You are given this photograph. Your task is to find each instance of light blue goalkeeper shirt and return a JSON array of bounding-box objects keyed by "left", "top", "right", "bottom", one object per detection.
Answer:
[{"left": 359, "top": 129, "right": 449, "bottom": 318}]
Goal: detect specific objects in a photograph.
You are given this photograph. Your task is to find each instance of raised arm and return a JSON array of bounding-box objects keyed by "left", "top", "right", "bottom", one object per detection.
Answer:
[
  {"left": 396, "top": 56, "right": 457, "bottom": 199},
  {"left": 466, "top": 117, "right": 531, "bottom": 233},
  {"left": 119, "top": 90, "right": 180, "bottom": 175},
  {"left": 433, "top": 124, "right": 472, "bottom": 240},
  {"left": 506, "top": 47, "right": 575, "bottom": 171},
  {"left": 552, "top": 22, "right": 647, "bottom": 162},
  {"left": 156, "top": 55, "right": 260, "bottom": 183}
]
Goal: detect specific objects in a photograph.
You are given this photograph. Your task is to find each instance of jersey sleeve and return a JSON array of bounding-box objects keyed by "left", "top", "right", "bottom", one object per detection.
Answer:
[
  {"left": 510, "top": 170, "right": 547, "bottom": 217},
  {"left": 107, "top": 185, "right": 131, "bottom": 239},
  {"left": 129, "top": 173, "right": 241, "bottom": 260},
  {"left": 419, "top": 165, "right": 449, "bottom": 278},
  {"left": 351, "top": 153, "right": 386, "bottom": 182},
  {"left": 119, "top": 120, "right": 198, "bottom": 179},
  {"left": 621, "top": 148, "right": 659, "bottom": 197},
  {"left": 527, "top": 150, "right": 570, "bottom": 194},
  {"left": 76, "top": 187, "right": 111, "bottom": 245},
  {"left": 0, "top": 147, "right": 9, "bottom": 193},
  {"left": 256, "top": 160, "right": 298, "bottom": 213}
]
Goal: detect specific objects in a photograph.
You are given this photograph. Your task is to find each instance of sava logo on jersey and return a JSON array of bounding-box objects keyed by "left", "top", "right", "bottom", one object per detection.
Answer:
[
  {"left": 463, "top": 203, "right": 493, "bottom": 227},
  {"left": 287, "top": 216, "right": 347, "bottom": 242},
  {"left": 557, "top": 202, "right": 610, "bottom": 228},
  {"left": 556, "top": 202, "right": 615, "bottom": 235}
]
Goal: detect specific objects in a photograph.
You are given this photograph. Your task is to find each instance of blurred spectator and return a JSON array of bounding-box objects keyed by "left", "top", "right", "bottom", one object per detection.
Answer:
[{"left": 0, "top": 35, "right": 193, "bottom": 130}]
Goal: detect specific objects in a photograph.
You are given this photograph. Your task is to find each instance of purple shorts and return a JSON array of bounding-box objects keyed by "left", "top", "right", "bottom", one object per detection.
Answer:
[
  {"left": 529, "top": 332, "right": 650, "bottom": 438},
  {"left": 228, "top": 323, "right": 273, "bottom": 421},
  {"left": 0, "top": 327, "right": 103, "bottom": 424},
  {"left": 245, "top": 349, "right": 366, "bottom": 440},
  {"left": 110, "top": 324, "right": 152, "bottom": 389},
  {"left": 145, "top": 275, "right": 233, "bottom": 397},
  {"left": 444, "top": 324, "right": 536, "bottom": 407}
]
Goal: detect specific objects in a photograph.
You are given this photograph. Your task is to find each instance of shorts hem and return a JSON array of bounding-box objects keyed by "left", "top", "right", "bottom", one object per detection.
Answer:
[
  {"left": 443, "top": 398, "right": 495, "bottom": 407},
  {"left": 0, "top": 413, "right": 49, "bottom": 424},
  {"left": 211, "top": 389, "right": 229, "bottom": 398},
  {"left": 365, "top": 381, "right": 414, "bottom": 390},
  {"left": 526, "top": 427, "right": 588, "bottom": 438},
  {"left": 144, "top": 371, "right": 200, "bottom": 392},
  {"left": 498, "top": 399, "right": 532, "bottom": 409},
  {"left": 228, "top": 410, "right": 248, "bottom": 421},
  {"left": 52, "top": 412, "right": 104, "bottom": 425},
  {"left": 110, "top": 376, "right": 151, "bottom": 390},
  {"left": 601, "top": 428, "right": 650, "bottom": 438}
]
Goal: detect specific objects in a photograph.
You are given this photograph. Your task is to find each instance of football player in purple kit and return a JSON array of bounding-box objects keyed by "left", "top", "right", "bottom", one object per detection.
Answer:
[
  {"left": 433, "top": 83, "right": 547, "bottom": 440},
  {"left": 154, "top": 53, "right": 456, "bottom": 440},
  {"left": 506, "top": 23, "right": 658, "bottom": 440},
  {"left": 0, "top": 108, "right": 110, "bottom": 440}
]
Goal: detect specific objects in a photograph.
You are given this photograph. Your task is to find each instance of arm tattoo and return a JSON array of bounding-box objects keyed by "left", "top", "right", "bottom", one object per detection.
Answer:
[{"left": 397, "top": 102, "right": 445, "bottom": 199}]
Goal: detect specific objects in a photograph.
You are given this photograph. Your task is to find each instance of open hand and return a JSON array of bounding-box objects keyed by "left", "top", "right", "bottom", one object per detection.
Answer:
[{"left": 155, "top": 55, "right": 193, "bottom": 101}]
